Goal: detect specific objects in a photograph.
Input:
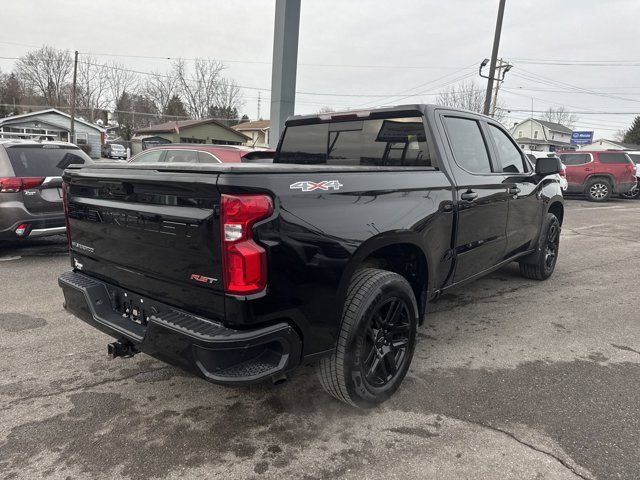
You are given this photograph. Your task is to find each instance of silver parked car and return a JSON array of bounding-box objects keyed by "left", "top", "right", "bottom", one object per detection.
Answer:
[{"left": 0, "top": 140, "right": 91, "bottom": 241}]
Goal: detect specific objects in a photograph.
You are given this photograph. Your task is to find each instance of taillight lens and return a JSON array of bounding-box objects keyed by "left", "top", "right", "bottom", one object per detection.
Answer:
[
  {"left": 62, "top": 181, "right": 71, "bottom": 248},
  {"left": 0, "top": 177, "right": 44, "bottom": 193},
  {"left": 220, "top": 194, "right": 273, "bottom": 295},
  {"left": 626, "top": 163, "right": 635, "bottom": 176},
  {"left": 559, "top": 165, "right": 566, "bottom": 178}
]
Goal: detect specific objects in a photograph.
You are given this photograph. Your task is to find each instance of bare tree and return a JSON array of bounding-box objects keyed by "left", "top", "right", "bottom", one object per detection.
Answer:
[
  {"left": 316, "top": 106, "right": 336, "bottom": 114},
  {"left": 173, "top": 58, "right": 225, "bottom": 119},
  {"left": 437, "top": 81, "right": 505, "bottom": 121},
  {"left": 144, "top": 71, "right": 181, "bottom": 117},
  {"left": 172, "top": 58, "right": 243, "bottom": 120},
  {"left": 542, "top": 106, "right": 578, "bottom": 128},
  {"left": 15, "top": 46, "right": 72, "bottom": 107},
  {"left": 106, "top": 61, "right": 139, "bottom": 111},
  {"left": 76, "top": 56, "right": 110, "bottom": 122},
  {"left": 213, "top": 78, "right": 243, "bottom": 116}
]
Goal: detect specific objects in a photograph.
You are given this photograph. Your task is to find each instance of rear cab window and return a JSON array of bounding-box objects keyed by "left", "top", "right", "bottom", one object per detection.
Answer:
[
  {"left": 276, "top": 115, "right": 432, "bottom": 167},
  {"left": 6, "top": 144, "right": 91, "bottom": 177}
]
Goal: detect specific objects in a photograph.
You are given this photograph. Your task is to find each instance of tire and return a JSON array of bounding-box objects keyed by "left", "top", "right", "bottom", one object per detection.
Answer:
[
  {"left": 519, "top": 213, "right": 561, "bottom": 281},
  {"left": 317, "top": 268, "right": 418, "bottom": 408},
  {"left": 585, "top": 178, "right": 611, "bottom": 202},
  {"left": 620, "top": 182, "right": 640, "bottom": 199}
]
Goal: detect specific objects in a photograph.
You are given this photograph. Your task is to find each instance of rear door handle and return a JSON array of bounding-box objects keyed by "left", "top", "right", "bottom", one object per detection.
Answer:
[
  {"left": 460, "top": 191, "right": 478, "bottom": 201},
  {"left": 584, "top": 168, "right": 593, "bottom": 171},
  {"left": 508, "top": 187, "right": 521, "bottom": 195}
]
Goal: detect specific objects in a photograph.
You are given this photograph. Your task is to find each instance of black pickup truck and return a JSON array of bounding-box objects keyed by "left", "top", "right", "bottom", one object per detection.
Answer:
[{"left": 58, "top": 105, "right": 564, "bottom": 407}]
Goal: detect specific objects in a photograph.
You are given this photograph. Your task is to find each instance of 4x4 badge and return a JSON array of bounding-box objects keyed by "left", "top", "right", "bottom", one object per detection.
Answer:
[{"left": 290, "top": 180, "right": 343, "bottom": 192}]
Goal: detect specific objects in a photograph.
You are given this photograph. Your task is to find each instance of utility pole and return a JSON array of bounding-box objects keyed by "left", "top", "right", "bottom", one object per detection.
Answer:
[
  {"left": 490, "top": 58, "right": 512, "bottom": 117},
  {"left": 70, "top": 50, "right": 79, "bottom": 143},
  {"left": 257, "top": 91, "right": 261, "bottom": 120},
  {"left": 269, "top": 0, "right": 301, "bottom": 148},
  {"left": 483, "top": 0, "right": 507, "bottom": 115}
]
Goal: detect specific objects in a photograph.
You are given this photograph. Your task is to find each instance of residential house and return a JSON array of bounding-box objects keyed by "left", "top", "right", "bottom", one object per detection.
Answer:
[
  {"left": 0, "top": 108, "right": 105, "bottom": 158},
  {"left": 233, "top": 120, "right": 270, "bottom": 147},
  {"left": 579, "top": 139, "right": 640, "bottom": 151},
  {"left": 510, "top": 118, "right": 574, "bottom": 152},
  {"left": 131, "top": 119, "right": 249, "bottom": 155}
]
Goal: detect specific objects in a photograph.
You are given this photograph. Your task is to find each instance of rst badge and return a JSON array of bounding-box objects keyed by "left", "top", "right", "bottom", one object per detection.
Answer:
[
  {"left": 190, "top": 273, "right": 217, "bottom": 284},
  {"left": 289, "top": 180, "right": 343, "bottom": 192}
]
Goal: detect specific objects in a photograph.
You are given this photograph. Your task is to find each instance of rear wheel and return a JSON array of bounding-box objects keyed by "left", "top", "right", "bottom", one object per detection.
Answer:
[
  {"left": 519, "top": 213, "right": 560, "bottom": 280},
  {"left": 620, "top": 183, "right": 640, "bottom": 199},
  {"left": 585, "top": 178, "right": 611, "bottom": 202},
  {"left": 317, "top": 268, "right": 418, "bottom": 408}
]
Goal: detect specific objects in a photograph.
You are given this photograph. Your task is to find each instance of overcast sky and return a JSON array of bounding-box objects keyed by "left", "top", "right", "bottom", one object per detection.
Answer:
[{"left": 1, "top": 0, "right": 639, "bottom": 139}]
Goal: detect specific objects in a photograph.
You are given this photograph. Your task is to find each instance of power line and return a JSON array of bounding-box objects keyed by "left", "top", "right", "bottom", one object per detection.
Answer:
[{"left": 511, "top": 57, "right": 640, "bottom": 67}]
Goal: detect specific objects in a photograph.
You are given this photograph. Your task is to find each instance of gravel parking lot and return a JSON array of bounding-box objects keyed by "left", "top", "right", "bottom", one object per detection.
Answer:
[{"left": 1, "top": 198, "right": 638, "bottom": 480}]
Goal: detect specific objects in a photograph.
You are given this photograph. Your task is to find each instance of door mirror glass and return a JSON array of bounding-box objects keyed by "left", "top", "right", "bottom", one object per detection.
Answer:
[{"left": 535, "top": 156, "right": 562, "bottom": 175}]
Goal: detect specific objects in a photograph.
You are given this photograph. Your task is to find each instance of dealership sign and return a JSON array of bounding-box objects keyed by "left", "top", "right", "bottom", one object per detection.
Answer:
[{"left": 570, "top": 131, "right": 594, "bottom": 145}]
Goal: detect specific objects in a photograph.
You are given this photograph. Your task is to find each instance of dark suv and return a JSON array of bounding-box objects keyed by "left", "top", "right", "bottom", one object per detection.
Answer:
[
  {"left": 0, "top": 140, "right": 91, "bottom": 241},
  {"left": 559, "top": 150, "right": 637, "bottom": 201}
]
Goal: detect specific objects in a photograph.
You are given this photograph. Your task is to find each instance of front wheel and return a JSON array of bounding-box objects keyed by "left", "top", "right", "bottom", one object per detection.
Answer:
[
  {"left": 519, "top": 213, "right": 560, "bottom": 280},
  {"left": 317, "top": 268, "right": 418, "bottom": 408}
]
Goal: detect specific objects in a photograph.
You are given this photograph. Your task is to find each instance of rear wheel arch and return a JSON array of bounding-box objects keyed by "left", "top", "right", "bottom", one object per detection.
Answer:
[
  {"left": 338, "top": 238, "right": 430, "bottom": 324},
  {"left": 584, "top": 174, "right": 614, "bottom": 188},
  {"left": 547, "top": 201, "right": 564, "bottom": 226}
]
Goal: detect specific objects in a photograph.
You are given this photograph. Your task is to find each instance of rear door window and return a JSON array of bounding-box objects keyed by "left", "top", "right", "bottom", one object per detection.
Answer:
[
  {"left": 443, "top": 116, "right": 492, "bottom": 174},
  {"left": 163, "top": 150, "right": 199, "bottom": 163},
  {"left": 560, "top": 153, "right": 591, "bottom": 166},
  {"left": 131, "top": 150, "right": 165, "bottom": 163},
  {"left": 197, "top": 151, "right": 221, "bottom": 163},
  {"left": 6, "top": 145, "right": 90, "bottom": 177},
  {"left": 598, "top": 152, "right": 632, "bottom": 164},
  {"left": 277, "top": 116, "right": 431, "bottom": 167}
]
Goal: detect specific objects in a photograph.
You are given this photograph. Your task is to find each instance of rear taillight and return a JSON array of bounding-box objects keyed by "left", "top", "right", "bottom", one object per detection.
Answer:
[
  {"left": 626, "top": 163, "right": 635, "bottom": 176},
  {"left": 62, "top": 181, "right": 71, "bottom": 248},
  {"left": 0, "top": 177, "right": 45, "bottom": 193},
  {"left": 559, "top": 165, "right": 566, "bottom": 178},
  {"left": 220, "top": 194, "right": 273, "bottom": 295}
]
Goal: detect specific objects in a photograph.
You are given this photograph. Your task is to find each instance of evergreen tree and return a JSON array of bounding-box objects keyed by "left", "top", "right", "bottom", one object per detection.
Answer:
[
  {"left": 623, "top": 116, "right": 640, "bottom": 144},
  {"left": 164, "top": 95, "right": 187, "bottom": 118}
]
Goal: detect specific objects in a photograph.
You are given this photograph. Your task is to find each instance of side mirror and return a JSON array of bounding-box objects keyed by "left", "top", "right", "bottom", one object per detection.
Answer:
[{"left": 535, "top": 156, "right": 562, "bottom": 175}]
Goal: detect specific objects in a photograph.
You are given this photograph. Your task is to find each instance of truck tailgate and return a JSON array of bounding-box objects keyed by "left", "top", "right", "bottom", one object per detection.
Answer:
[{"left": 64, "top": 167, "right": 224, "bottom": 321}]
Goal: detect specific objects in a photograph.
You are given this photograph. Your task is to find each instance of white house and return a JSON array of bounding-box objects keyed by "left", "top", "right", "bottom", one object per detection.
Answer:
[
  {"left": 0, "top": 109, "right": 105, "bottom": 158},
  {"left": 579, "top": 139, "right": 640, "bottom": 151},
  {"left": 233, "top": 120, "right": 270, "bottom": 147},
  {"left": 510, "top": 118, "right": 574, "bottom": 152}
]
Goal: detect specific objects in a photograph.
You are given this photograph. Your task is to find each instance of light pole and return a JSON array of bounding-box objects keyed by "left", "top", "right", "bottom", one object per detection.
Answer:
[{"left": 269, "top": 0, "right": 301, "bottom": 148}]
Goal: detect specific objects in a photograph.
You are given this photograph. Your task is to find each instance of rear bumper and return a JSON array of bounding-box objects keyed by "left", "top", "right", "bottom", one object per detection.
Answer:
[
  {"left": 0, "top": 212, "right": 66, "bottom": 240},
  {"left": 614, "top": 180, "right": 637, "bottom": 194},
  {"left": 58, "top": 270, "right": 302, "bottom": 384}
]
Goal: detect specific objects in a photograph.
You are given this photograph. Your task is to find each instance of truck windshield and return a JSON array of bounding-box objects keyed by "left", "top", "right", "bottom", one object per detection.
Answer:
[{"left": 277, "top": 116, "right": 432, "bottom": 167}]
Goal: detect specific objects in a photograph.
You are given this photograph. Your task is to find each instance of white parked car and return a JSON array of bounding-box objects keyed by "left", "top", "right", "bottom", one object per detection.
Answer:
[{"left": 621, "top": 151, "right": 640, "bottom": 199}]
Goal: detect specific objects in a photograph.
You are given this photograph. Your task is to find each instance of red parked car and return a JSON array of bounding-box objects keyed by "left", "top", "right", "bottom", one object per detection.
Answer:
[
  {"left": 128, "top": 145, "right": 274, "bottom": 165},
  {"left": 558, "top": 150, "right": 637, "bottom": 201}
]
